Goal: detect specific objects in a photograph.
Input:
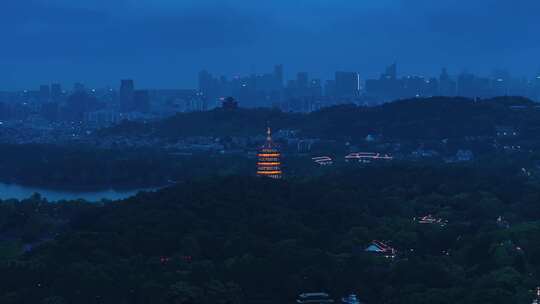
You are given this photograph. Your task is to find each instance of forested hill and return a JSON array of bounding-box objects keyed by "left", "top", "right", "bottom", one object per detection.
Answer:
[
  {"left": 2, "top": 165, "right": 540, "bottom": 303},
  {"left": 101, "top": 96, "right": 540, "bottom": 140}
]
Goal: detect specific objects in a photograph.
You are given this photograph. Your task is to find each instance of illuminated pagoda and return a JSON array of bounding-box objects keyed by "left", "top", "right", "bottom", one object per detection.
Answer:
[{"left": 257, "top": 127, "right": 282, "bottom": 179}]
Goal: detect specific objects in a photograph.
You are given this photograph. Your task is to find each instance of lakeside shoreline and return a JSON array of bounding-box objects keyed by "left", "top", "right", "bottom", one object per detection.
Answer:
[{"left": 0, "top": 181, "right": 170, "bottom": 202}]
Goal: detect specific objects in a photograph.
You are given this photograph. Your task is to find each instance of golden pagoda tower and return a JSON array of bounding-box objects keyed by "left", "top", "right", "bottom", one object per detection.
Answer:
[{"left": 257, "top": 127, "right": 282, "bottom": 179}]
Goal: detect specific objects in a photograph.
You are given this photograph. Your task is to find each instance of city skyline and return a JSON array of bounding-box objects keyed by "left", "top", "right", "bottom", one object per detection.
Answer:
[
  {"left": 2, "top": 0, "right": 540, "bottom": 89},
  {"left": 1, "top": 62, "right": 539, "bottom": 128},
  {"left": 2, "top": 63, "right": 540, "bottom": 92}
]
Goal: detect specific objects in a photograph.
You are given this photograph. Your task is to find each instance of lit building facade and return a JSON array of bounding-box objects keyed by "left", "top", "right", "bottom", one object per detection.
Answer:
[{"left": 257, "top": 128, "right": 282, "bottom": 179}]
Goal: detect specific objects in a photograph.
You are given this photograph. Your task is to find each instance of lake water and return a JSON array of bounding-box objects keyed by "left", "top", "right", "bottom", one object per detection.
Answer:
[{"left": 0, "top": 182, "right": 156, "bottom": 202}]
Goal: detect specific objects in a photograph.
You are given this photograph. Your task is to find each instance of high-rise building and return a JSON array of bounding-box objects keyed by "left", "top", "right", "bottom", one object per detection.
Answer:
[
  {"left": 384, "top": 63, "right": 397, "bottom": 80},
  {"left": 120, "top": 79, "right": 135, "bottom": 112},
  {"left": 274, "top": 64, "right": 284, "bottom": 89},
  {"left": 492, "top": 69, "right": 511, "bottom": 96},
  {"left": 198, "top": 70, "right": 219, "bottom": 100},
  {"left": 325, "top": 80, "right": 336, "bottom": 97},
  {"left": 297, "top": 72, "right": 309, "bottom": 89},
  {"left": 41, "top": 102, "right": 59, "bottom": 122},
  {"left": 310, "top": 79, "right": 323, "bottom": 97},
  {"left": 257, "top": 128, "right": 282, "bottom": 179},
  {"left": 73, "top": 82, "right": 86, "bottom": 93},
  {"left": 296, "top": 72, "right": 310, "bottom": 97},
  {"left": 51, "top": 83, "right": 62, "bottom": 102},
  {"left": 64, "top": 91, "right": 98, "bottom": 122},
  {"left": 457, "top": 73, "right": 490, "bottom": 98},
  {"left": 39, "top": 85, "right": 50, "bottom": 103},
  {"left": 439, "top": 68, "right": 456, "bottom": 96},
  {"left": 335, "top": 72, "right": 360, "bottom": 98}
]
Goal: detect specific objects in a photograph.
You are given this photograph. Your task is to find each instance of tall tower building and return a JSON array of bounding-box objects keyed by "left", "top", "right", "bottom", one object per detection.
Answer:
[
  {"left": 120, "top": 79, "right": 135, "bottom": 112},
  {"left": 73, "top": 82, "right": 86, "bottom": 93},
  {"left": 384, "top": 63, "right": 397, "bottom": 80},
  {"left": 274, "top": 64, "right": 284, "bottom": 89},
  {"left": 39, "top": 85, "right": 51, "bottom": 103},
  {"left": 51, "top": 83, "right": 62, "bottom": 102},
  {"left": 439, "top": 68, "right": 456, "bottom": 96},
  {"left": 257, "top": 128, "right": 282, "bottom": 179},
  {"left": 297, "top": 72, "right": 309, "bottom": 89},
  {"left": 335, "top": 71, "right": 360, "bottom": 98}
]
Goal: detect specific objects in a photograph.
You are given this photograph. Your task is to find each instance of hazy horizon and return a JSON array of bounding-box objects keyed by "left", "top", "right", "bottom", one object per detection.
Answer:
[{"left": 2, "top": 0, "right": 540, "bottom": 90}]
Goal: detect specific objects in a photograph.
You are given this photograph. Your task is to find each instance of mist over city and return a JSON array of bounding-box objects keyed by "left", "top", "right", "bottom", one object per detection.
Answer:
[{"left": 1, "top": 1, "right": 540, "bottom": 303}]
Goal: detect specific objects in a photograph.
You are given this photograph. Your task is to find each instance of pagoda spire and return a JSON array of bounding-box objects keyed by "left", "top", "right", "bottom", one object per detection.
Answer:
[{"left": 267, "top": 127, "right": 272, "bottom": 142}]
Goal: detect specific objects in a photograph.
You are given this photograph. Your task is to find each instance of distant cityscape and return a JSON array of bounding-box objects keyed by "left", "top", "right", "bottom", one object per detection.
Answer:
[{"left": 0, "top": 64, "right": 539, "bottom": 129}]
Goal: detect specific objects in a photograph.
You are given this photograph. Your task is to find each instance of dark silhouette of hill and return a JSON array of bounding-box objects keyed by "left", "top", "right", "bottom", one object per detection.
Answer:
[{"left": 101, "top": 96, "right": 540, "bottom": 140}]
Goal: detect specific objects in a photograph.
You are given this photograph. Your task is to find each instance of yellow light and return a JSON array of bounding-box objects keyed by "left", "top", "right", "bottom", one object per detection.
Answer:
[
  {"left": 258, "top": 162, "right": 281, "bottom": 166},
  {"left": 258, "top": 153, "right": 281, "bottom": 157},
  {"left": 257, "top": 171, "right": 282, "bottom": 175}
]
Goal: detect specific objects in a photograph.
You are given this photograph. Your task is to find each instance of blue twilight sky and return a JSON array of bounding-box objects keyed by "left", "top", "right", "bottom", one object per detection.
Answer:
[{"left": 1, "top": 0, "right": 539, "bottom": 90}]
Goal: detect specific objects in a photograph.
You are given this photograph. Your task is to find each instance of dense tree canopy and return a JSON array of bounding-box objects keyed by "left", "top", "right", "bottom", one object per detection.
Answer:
[
  {"left": 0, "top": 144, "right": 255, "bottom": 189},
  {"left": 0, "top": 166, "right": 539, "bottom": 303}
]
